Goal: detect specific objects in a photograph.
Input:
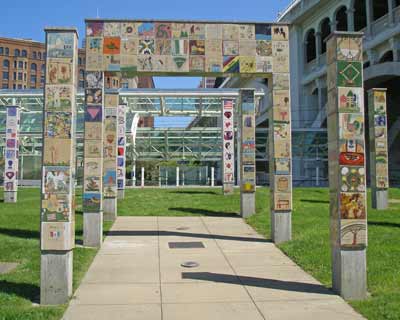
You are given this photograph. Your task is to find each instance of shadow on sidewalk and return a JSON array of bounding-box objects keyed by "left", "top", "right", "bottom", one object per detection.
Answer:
[{"left": 181, "top": 272, "right": 333, "bottom": 295}]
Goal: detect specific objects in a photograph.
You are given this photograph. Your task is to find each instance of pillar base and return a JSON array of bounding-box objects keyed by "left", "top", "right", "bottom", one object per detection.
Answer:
[
  {"left": 83, "top": 212, "right": 103, "bottom": 247},
  {"left": 103, "top": 198, "right": 117, "bottom": 221},
  {"left": 240, "top": 192, "right": 255, "bottom": 218},
  {"left": 223, "top": 183, "right": 234, "bottom": 195},
  {"left": 271, "top": 211, "right": 292, "bottom": 244},
  {"left": 371, "top": 189, "right": 388, "bottom": 210},
  {"left": 332, "top": 247, "right": 367, "bottom": 300},
  {"left": 117, "top": 189, "right": 125, "bottom": 200},
  {"left": 40, "top": 250, "right": 73, "bottom": 305},
  {"left": 4, "top": 191, "right": 17, "bottom": 203}
]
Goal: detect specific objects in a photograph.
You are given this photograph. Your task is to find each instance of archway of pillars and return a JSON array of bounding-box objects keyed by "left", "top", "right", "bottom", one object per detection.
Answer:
[{"left": 40, "top": 20, "right": 293, "bottom": 305}]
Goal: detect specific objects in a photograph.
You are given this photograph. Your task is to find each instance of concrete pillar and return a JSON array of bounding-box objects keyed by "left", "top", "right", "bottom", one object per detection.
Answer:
[
  {"left": 117, "top": 104, "right": 127, "bottom": 200},
  {"left": 211, "top": 167, "right": 215, "bottom": 187},
  {"left": 347, "top": 8, "right": 355, "bottom": 31},
  {"left": 239, "top": 89, "right": 256, "bottom": 217},
  {"left": 390, "top": 38, "right": 399, "bottom": 62},
  {"left": 41, "top": 27, "right": 78, "bottom": 305},
  {"left": 270, "top": 26, "right": 292, "bottom": 243},
  {"left": 368, "top": 89, "right": 389, "bottom": 210},
  {"left": 366, "top": 0, "right": 373, "bottom": 36},
  {"left": 327, "top": 32, "right": 367, "bottom": 300},
  {"left": 176, "top": 167, "right": 179, "bottom": 186},
  {"left": 83, "top": 70, "right": 105, "bottom": 247},
  {"left": 4, "top": 105, "right": 20, "bottom": 203},
  {"left": 222, "top": 99, "right": 235, "bottom": 194},
  {"left": 141, "top": 167, "right": 144, "bottom": 187},
  {"left": 315, "top": 32, "right": 322, "bottom": 63},
  {"left": 388, "top": 0, "right": 395, "bottom": 25},
  {"left": 103, "top": 92, "right": 119, "bottom": 222}
]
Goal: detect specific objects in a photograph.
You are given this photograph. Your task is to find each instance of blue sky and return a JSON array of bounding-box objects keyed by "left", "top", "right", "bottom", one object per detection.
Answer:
[{"left": 0, "top": 0, "right": 291, "bottom": 88}]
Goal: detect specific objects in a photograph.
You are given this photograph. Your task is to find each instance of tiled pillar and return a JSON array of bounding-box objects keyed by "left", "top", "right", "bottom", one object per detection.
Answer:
[
  {"left": 83, "top": 71, "right": 105, "bottom": 247},
  {"left": 40, "top": 28, "right": 78, "bottom": 305},
  {"left": 368, "top": 89, "right": 389, "bottom": 209},
  {"left": 103, "top": 92, "right": 119, "bottom": 221},
  {"left": 117, "top": 104, "right": 127, "bottom": 199},
  {"left": 4, "top": 105, "right": 20, "bottom": 203},
  {"left": 327, "top": 31, "right": 367, "bottom": 300},
  {"left": 222, "top": 98, "right": 235, "bottom": 195},
  {"left": 239, "top": 89, "right": 256, "bottom": 217},
  {"left": 270, "top": 25, "right": 292, "bottom": 244}
]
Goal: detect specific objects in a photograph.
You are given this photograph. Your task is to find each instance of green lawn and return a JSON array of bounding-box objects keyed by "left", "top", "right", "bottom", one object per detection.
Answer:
[
  {"left": 0, "top": 188, "right": 113, "bottom": 320},
  {"left": 1, "top": 187, "right": 399, "bottom": 320}
]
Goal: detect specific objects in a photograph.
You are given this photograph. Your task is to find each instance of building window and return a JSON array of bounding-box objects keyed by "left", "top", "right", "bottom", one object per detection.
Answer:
[
  {"left": 5, "top": 48, "right": 9, "bottom": 56},
  {"left": 336, "top": 6, "right": 348, "bottom": 31},
  {"left": 14, "top": 49, "right": 20, "bottom": 57},
  {"left": 21, "top": 50, "right": 27, "bottom": 57},
  {"left": 379, "top": 51, "right": 394, "bottom": 63},
  {"left": 38, "top": 52, "right": 42, "bottom": 60},
  {"left": 0, "top": 47, "right": 3, "bottom": 55},
  {"left": 41, "top": 64, "right": 45, "bottom": 73},
  {"left": 18, "top": 72, "right": 23, "bottom": 81},
  {"left": 13, "top": 72, "right": 16, "bottom": 80},
  {"left": 17, "top": 84, "right": 22, "bottom": 89},
  {"left": 2, "top": 83, "right": 8, "bottom": 89},
  {"left": 396, "top": 0, "right": 400, "bottom": 7},
  {"left": 79, "top": 80, "right": 85, "bottom": 88},
  {"left": 78, "top": 57, "right": 82, "bottom": 65},
  {"left": 30, "top": 74, "right": 37, "bottom": 83},
  {"left": 354, "top": 0, "right": 367, "bottom": 31},
  {"left": 31, "top": 63, "right": 37, "bottom": 71},
  {"left": 3, "top": 72, "right": 9, "bottom": 80},
  {"left": 18, "top": 61, "right": 23, "bottom": 69},
  {"left": 32, "top": 51, "right": 37, "bottom": 59},
  {"left": 3, "top": 59, "right": 9, "bottom": 68},
  {"left": 320, "top": 18, "right": 331, "bottom": 54},
  {"left": 14, "top": 61, "right": 17, "bottom": 68},
  {"left": 12, "top": 84, "right": 16, "bottom": 89},
  {"left": 373, "top": 0, "right": 388, "bottom": 20},
  {"left": 79, "top": 69, "right": 84, "bottom": 78},
  {"left": 305, "top": 29, "right": 317, "bottom": 63},
  {"left": 41, "top": 75, "right": 45, "bottom": 83}
]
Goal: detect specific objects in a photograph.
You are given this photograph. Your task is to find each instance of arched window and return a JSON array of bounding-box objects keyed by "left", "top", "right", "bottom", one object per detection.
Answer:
[
  {"left": 320, "top": 18, "right": 331, "bottom": 54},
  {"left": 305, "top": 29, "right": 317, "bottom": 63},
  {"left": 379, "top": 51, "right": 394, "bottom": 63},
  {"left": 21, "top": 50, "right": 27, "bottom": 57},
  {"left": 31, "top": 63, "right": 37, "bottom": 71},
  {"left": 336, "top": 6, "right": 348, "bottom": 31},
  {"left": 354, "top": 0, "right": 367, "bottom": 31},
  {"left": 14, "top": 49, "right": 20, "bottom": 57},
  {"left": 5, "top": 48, "right": 9, "bottom": 56},
  {"left": 3, "top": 59, "right": 9, "bottom": 68},
  {"left": 373, "top": 0, "right": 388, "bottom": 21}
]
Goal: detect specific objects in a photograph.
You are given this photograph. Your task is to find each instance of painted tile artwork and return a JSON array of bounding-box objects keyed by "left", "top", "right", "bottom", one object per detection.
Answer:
[
  {"left": 85, "top": 20, "right": 289, "bottom": 75},
  {"left": 327, "top": 33, "right": 367, "bottom": 249},
  {"left": 117, "top": 105, "right": 126, "bottom": 191},
  {"left": 369, "top": 89, "right": 389, "bottom": 191},
  {"left": 222, "top": 99, "right": 235, "bottom": 194},
  {"left": 41, "top": 29, "right": 77, "bottom": 251},
  {"left": 4, "top": 106, "right": 20, "bottom": 193},
  {"left": 240, "top": 90, "right": 256, "bottom": 193}
]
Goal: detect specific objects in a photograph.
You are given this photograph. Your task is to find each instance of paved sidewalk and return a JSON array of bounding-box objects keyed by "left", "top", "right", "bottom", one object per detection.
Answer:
[{"left": 63, "top": 217, "right": 364, "bottom": 320}]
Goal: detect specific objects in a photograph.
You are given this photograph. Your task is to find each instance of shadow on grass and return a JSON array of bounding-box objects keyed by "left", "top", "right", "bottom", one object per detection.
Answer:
[
  {"left": 0, "top": 280, "right": 39, "bottom": 303},
  {"left": 368, "top": 221, "right": 400, "bottom": 228},
  {"left": 181, "top": 272, "right": 333, "bottom": 295},
  {"left": 300, "top": 199, "right": 329, "bottom": 204},
  {"left": 106, "top": 230, "right": 271, "bottom": 243},
  {"left": 169, "top": 190, "right": 218, "bottom": 195},
  {"left": 169, "top": 207, "right": 238, "bottom": 217}
]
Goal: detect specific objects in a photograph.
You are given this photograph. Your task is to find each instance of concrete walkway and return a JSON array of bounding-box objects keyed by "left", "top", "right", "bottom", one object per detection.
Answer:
[{"left": 63, "top": 217, "right": 364, "bottom": 320}]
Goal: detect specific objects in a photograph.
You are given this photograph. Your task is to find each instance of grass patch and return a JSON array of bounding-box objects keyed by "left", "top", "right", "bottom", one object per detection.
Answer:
[
  {"left": 0, "top": 188, "right": 112, "bottom": 320},
  {"left": 1, "top": 187, "right": 399, "bottom": 319}
]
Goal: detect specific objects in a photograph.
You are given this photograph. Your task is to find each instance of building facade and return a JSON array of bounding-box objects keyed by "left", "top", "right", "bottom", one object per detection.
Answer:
[{"left": 277, "top": 0, "right": 400, "bottom": 186}]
